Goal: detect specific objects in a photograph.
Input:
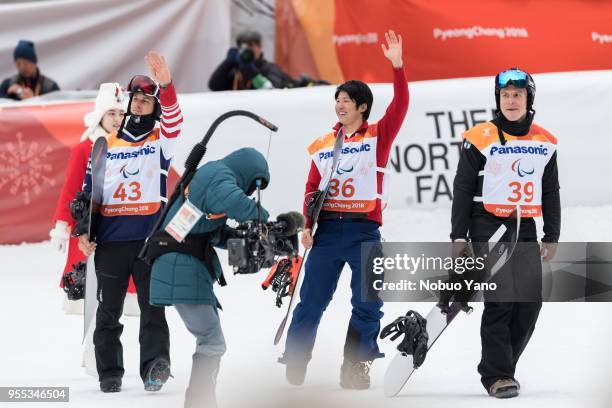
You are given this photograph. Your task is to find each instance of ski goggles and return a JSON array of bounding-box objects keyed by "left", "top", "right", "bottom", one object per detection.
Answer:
[
  {"left": 497, "top": 69, "right": 529, "bottom": 89},
  {"left": 127, "top": 75, "right": 159, "bottom": 97}
]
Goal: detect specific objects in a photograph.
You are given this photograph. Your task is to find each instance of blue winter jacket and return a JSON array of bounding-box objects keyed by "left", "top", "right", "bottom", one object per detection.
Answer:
[{"left": 150, "top": 148, "right": 270, "bottom": 306}]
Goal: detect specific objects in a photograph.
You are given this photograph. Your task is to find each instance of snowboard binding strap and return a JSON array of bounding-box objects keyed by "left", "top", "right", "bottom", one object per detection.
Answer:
[
  {"left": 63, "top": 261, "right": 87, "bottom": 300},
  {"left": 262, "top": 257, "right": 302, "bottom": 307},
  {"left": 380, "top": 310, "right": 429, "bottom": 368}
]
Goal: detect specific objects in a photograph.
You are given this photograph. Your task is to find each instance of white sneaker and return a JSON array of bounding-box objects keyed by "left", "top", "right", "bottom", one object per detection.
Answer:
[
  {"left": 63, "top": 298, "right": 84, "bottom": 315},
  {"left": 123, "top": 292, "right": 140, "bottom": 317}
]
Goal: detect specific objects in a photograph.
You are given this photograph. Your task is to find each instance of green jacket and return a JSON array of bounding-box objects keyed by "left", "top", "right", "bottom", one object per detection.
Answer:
[{"left": 150, "top": 148, "right": 270, "bottom": 306}]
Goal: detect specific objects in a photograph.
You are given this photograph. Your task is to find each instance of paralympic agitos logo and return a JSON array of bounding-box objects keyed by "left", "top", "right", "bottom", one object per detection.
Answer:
[
  {"left": 119, "top": 164, "right": 140, "bottom": 179},
  {"left": 511, "top": 159, "right": 534, "bottom": 178},
  {"left": 336, "top": 164, "right": 354, "bottom": 175}
]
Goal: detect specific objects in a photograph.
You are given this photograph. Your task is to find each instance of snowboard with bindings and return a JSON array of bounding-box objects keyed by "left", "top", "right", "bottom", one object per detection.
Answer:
[
  {"left": 83, "top": 137, "right": 108, "bottom": 342},
  {"left": 273, "top": 127, "right": 345, "bottom": 345},
  {"left": 383, "top": 206, "right": 521, "bottom": 397}
]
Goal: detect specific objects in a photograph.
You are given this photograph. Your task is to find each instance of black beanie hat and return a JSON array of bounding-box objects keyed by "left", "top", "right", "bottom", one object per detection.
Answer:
[{"left": 14, "top": 40, "right": 37, "bottom": 64}]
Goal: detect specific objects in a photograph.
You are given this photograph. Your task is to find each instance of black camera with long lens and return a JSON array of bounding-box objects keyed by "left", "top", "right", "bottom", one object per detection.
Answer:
[
  {"left": 227, "top": 212, "right": 304, "bottom": 274},
  {"left": 238, "top": 43, "right": 255, "bottom": 63}
]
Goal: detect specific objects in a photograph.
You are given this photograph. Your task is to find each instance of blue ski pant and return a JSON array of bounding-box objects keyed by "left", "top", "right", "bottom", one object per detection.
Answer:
[{"left": 284, "top": 219, "right": 384, "bottom": 364}]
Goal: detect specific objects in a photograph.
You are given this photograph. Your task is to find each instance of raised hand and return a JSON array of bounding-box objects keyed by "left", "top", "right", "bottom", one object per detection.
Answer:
[
  {"left": 145, "top": 51, "right": 171, "bottom": 86},
  {"left": 381, "top": 30, "right": 403, "bottom": 68}
]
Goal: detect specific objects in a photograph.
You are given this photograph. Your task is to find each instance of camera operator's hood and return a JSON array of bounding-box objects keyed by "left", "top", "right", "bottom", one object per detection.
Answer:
[{"left": 221, "top": 148, "right": 270, "bottom": 194}]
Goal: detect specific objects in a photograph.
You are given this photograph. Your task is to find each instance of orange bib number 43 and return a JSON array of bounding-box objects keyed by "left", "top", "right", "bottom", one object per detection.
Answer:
[{"left": 112, "top": 182, "right": 142, "bottom": 202}]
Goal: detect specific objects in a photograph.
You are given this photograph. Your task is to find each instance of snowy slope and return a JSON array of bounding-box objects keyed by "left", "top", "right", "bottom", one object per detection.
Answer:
[{"left": 0, "top": 206, "right": 611, "bottom": 408}]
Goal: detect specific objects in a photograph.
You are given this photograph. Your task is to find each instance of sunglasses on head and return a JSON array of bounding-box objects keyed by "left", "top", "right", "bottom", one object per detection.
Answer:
[
  {"left": 127, "top": 75, "right": 159, "bottom": 97},
  {"left": 497, "top": 69, "right": 529, "bottom": 89}
]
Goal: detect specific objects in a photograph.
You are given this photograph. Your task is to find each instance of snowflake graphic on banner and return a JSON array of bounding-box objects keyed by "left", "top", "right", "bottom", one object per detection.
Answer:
[{"left": 0, "top": 132, "right": 56, "bottom": 204}]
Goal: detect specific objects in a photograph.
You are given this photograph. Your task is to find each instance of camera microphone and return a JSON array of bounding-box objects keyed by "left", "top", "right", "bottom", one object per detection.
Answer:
[{"left": 275, "top": 212, "right": 305, "bottom": 236}]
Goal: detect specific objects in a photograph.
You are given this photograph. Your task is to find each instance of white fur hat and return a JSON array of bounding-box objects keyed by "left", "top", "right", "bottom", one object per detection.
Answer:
[{"left": 83, "top": 83, "right": 128, "bottom": 129}]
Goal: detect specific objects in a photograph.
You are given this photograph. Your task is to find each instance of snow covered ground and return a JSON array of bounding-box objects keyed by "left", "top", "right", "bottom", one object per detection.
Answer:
[{"left": 1, "top": 206, "right": 611, "bottom": 408}]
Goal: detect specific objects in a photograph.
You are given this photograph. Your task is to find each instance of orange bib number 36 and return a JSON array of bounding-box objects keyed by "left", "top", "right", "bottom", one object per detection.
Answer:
[{"left": 309, "top": 132, "right": 384, "bottom": 213}]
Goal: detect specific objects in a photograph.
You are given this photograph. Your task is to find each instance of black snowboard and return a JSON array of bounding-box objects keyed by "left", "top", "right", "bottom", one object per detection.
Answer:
[{"left": 83, "top": 137, "right": 107, "bottom": 341}]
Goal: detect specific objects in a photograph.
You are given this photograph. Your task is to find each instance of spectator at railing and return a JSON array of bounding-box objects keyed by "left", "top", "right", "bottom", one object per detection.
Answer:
[{"left": 0, "top": 40, "right": 60, "bottom": 100}]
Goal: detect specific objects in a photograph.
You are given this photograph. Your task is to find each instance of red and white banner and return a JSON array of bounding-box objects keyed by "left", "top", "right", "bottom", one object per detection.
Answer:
[
  {"left": 275, "top": 0, "right": 612, "bottom": 84},
  {"left": 0, "top": 97, "right": 179, "bottom": 244},
  {"left": 3, "top": 69, "right": 610, "bottom": 244},
  {"left": 0, "top": 100, "right": 92, "bottom": 244}
]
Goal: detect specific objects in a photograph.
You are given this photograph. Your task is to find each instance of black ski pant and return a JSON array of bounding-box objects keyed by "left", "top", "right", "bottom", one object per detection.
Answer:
[
  {"left": 475, "top": 238, "right": 542, "bottom": 391},
  {"left": 93, "top": 240, "right": 170, "bottom": 382}
]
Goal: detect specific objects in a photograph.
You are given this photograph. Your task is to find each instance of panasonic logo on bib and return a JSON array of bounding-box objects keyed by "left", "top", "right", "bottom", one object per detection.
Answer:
[
  {"left": 108, "top": 145, "right": 156, "bottom": 160},
  {"left": 319, "top": 144, "right": 371, "bottom": 160},
  {"left": 490, "top": 145, "right": 548, "bottom": 156}
]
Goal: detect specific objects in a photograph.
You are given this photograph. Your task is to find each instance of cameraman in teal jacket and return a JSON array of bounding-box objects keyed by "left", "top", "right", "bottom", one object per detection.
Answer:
[{"left": 149, "top": 147, "right": 270, "bottom": 408}]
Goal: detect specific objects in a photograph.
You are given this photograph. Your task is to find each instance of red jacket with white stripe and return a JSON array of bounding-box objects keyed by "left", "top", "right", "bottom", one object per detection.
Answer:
[{"left": 303, "top": 67, "right": 409, "bottom": 228}]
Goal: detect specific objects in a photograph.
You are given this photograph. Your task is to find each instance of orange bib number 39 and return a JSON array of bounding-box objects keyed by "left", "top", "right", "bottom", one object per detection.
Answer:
[{"left": 481, "top": 140, "right": 556, "bottom": 218}]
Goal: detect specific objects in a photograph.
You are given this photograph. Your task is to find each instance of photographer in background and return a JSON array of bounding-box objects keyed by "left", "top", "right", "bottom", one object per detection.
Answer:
[
  {"left": 208, "top": 29, "right": 297, "bottom": 91},
  {"left": 146, "top": 147, "right": 271, "bottom": 408},
  {"left": 0, "top": 40, "right": 59, "bottom": 100}
]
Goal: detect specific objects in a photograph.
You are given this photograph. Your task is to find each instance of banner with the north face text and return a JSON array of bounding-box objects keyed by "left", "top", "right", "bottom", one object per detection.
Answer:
[
  {"left": 2, "top": 70, "right": 610, "bottom": 243},
  {"left": 275, "top": 0, "right": 612, "bottom": 84}
]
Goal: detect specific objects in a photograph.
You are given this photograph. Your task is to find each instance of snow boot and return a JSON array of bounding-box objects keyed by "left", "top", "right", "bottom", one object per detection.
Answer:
[
  {"left": 184, "top": 355, "right": 220, "bottom": 408},
  {"left": 144, "top": 357, "right": 172, "bottom": 391},
  {"left": 488, "top": 378, "right": 519, "bottom": 398},
  {"left": 340, "top": 360, "right": 372, "bottom": 390},
  {"left": 278, "top": 354, "right": 307, "bottom": 386},
  {"left": 100, "top": 377, "right": 121, "bottom": 393}
]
